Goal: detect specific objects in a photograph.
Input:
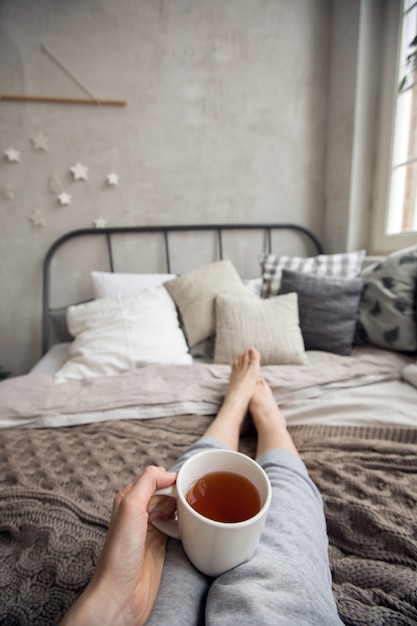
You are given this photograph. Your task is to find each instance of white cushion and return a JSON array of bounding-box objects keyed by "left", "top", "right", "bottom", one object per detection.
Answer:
[
  {"left": 91, "top": 271, "right": 176, "bottom": 298},
  {"left": 55, "top": 286, "right": 191, "bottom": 381}
]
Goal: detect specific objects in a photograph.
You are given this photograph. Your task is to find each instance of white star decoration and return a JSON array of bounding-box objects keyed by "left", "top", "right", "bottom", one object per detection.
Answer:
[
  {"left": 31, "top": 132, "right": 49, "bottom": 151},
  {"left": 28, "top": 210, "right": 46, "bottom": 227},
  {"left": 1, "top": 184, "right": 14, "bottom": 200},
  {"left": 106, "top": 172, "right": 120, "bottom": 186},
  {"left": 58, "top": 191, "right": 72, "bottom": 206},
  {"left": 94, "top": 217, "right": 107, "bottom": 228},
  {"left": 4, "top": 147, "right": 20, "bottom": 162},
  {"left": 70, "top": 162, "right": 89, "bottom": 181},
  {"left": 48, "top": 175, "right": 62, "bottom": 195}
]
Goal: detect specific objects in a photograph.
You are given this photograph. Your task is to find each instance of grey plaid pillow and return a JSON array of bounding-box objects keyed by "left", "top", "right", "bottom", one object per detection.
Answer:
[{"left": 260, "top": 250, "right": 366, "bottom": 298}]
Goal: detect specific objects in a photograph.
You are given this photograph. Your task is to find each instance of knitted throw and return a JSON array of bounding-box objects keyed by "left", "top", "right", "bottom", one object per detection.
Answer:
[{"left": 0, "top": 418, "right": 416, "bottom": 625}]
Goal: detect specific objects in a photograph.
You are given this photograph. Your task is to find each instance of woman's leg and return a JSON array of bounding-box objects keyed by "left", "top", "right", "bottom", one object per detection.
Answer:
[
  {"left": 146, "top": 349, "right": 261, "bottom": 626},
  {"left": 205, "top": 379, "right": 343, "bottom": 626},
  {"left": 201, "top": 347, "right": 260, "bottom": 451}
]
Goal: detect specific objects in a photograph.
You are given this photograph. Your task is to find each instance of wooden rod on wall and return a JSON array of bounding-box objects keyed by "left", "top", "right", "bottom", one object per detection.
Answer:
[{"left": 0, "top": 94, "right": 126, "bottom": 106}]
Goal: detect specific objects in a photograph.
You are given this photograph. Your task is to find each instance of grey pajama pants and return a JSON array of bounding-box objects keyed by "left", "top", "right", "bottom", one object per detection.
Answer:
[{"left": 146, "top": 437, "right": 343, "bottom": 626}]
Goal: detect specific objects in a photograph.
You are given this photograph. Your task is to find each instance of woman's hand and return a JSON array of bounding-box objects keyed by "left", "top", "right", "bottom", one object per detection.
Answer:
[{"left": 61, "top": 466, "right": 177, "bottom": 626}]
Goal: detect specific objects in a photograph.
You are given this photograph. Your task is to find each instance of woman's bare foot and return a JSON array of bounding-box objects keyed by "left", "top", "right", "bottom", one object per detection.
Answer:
[
  {"left": 204, "top": 348, "right": 260, "bottom": 450},
  {"left": 249, "top": 378, "right": 300, "bottom": 458},
  {"left": 226, "top": 348, "right": 261, "bottom": 414}
]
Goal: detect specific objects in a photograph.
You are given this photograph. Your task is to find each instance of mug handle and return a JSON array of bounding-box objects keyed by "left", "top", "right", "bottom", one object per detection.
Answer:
[{"left": 151, "top": 484, "right": 181, "bottom": 540}]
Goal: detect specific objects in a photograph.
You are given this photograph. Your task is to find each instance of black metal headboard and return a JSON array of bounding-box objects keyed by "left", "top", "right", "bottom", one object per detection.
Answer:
[{"left": 42, "top": 223, "right": 324, "bottom": 355}]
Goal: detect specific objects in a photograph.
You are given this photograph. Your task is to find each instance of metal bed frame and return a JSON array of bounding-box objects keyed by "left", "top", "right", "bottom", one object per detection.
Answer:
[{"left": 42, "top": 223, "right": 324, "bottom": 355}]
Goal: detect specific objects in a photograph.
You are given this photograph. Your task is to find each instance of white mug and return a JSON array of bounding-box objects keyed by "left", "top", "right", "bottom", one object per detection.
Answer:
[{"left": 152, "top": 449, "right": 271, "bottom": 577}]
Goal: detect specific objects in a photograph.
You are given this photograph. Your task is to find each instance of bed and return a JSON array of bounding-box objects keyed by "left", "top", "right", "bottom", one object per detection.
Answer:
[{"left": 1, "top": 223, "right": 417, "bottom": 625}]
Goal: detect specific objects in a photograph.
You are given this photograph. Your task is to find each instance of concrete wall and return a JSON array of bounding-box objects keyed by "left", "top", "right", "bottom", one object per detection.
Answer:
[{"left": 0, "top": 0, "right": 375, "bottom": 375}]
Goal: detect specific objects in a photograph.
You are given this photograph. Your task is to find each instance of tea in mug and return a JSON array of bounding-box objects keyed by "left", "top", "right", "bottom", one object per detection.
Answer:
[{"left": 185, "top": 471, "right": 261, "bottom": 523}]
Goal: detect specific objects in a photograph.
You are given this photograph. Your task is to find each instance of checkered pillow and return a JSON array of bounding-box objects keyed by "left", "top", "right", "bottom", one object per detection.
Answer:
[{"left": 260, "top": 250, "right": 366, "bottom": 298}]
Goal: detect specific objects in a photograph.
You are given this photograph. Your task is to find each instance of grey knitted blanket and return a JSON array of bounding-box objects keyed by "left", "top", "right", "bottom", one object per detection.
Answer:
[{"left": 0, "top": 418, "right": 416, "bottom": 625}]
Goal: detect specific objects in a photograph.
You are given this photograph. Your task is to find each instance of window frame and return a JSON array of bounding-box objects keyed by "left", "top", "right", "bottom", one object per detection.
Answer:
[{"left": 370, "top": 0, "right": 417, "bottom": 254}]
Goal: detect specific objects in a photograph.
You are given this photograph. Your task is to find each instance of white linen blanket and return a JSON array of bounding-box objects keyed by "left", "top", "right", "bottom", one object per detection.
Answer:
[
  {"left": 403, "top": 362, "right": 417, "bottom": 388},
  {"left": 0, "top": 347, "right": 413, "bottom": 429}
]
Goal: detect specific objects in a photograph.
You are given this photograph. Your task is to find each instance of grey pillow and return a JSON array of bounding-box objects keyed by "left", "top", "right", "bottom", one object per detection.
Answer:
[
  {"left": 279, "top": 269, "right": 363, "bottom": 355},
  {"left": 355, "top": 245, "right": 417, "bottom": 352}
]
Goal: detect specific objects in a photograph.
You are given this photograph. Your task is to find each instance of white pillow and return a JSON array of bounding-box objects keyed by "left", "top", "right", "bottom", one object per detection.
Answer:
[
  {"left": 91, "top": 271, "right": 176, "bottom": 298},
  {"left": 243, "top": 278, "right": 262, "bottom": 298},
  {"left": 214, "top": 292, "right": 307, "bottom": 366},
  {"left": 55, "top": 286, "right": 191, "bottom": 381},
  {"left": 402, "top": 362, "right": 417, "bottom": 389}
]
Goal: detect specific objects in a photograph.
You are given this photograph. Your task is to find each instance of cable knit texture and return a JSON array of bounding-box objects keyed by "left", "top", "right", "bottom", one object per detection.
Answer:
[{"left": 0, "top": 419, "right": 416, "bottom": 625}]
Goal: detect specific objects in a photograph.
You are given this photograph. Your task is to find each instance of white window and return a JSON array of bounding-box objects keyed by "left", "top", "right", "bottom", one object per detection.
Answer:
[
  {"left": 389, "top": 1, "right": 417, "bottom": 233},
  {"left": 371, "top": 0, "right": 417, "bottom": 253}
]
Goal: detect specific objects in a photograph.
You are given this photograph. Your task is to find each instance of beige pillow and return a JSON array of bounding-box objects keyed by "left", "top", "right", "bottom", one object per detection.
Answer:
[
  {"left": 214, "top": 292, "right": 307, "bottom": 365},
  {"left": 164, "top": 260, "right": 248, "bottom": 347}
]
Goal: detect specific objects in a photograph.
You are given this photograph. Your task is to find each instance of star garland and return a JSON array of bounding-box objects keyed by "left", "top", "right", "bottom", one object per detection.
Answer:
[
  {"left": 30, "top": 132, "right": 49, "bottom": 151},
  {"left": 28, "top": 209, "right": 46, "bottom": 227},
  {"left": 106, "top": 172, "right": 119, "bottom": 186},
  {"left": 1, "top": 130, "right": 121, "bottom": 230},
  {"left": 4, "top": 147, "right": 20, "bottom": 162},
  {"left": 70, "top": 162, "right": 89, "bottom": 181},
  {"left": 58, "top": 191, "right": 72, "bottom": 206},
  {"left": 94, "top": 217, "right": 107, "bottom": 228}
]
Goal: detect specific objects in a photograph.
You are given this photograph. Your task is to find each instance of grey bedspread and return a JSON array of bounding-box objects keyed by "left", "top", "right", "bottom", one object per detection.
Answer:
[{"left": 0, "top": 417, "right": 416, "bottom": 625}]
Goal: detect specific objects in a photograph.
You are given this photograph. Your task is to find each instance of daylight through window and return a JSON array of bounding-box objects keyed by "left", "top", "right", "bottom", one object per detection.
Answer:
[{"left": 388, "top": 1, "right": 417, "bottom": 234}]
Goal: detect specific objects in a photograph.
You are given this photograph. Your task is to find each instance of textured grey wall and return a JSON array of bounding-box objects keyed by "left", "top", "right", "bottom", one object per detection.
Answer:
[{"left": 0, "top": 0, "right": 335, "bottom": 375}]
